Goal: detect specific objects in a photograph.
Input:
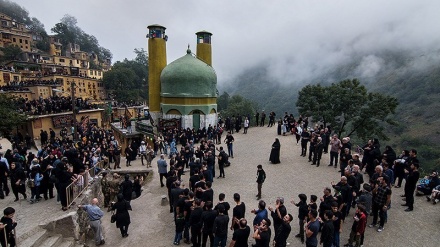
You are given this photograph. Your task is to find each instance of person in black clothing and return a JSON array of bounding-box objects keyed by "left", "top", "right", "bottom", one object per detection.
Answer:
[
  {"left": 0, "top": 160, "right": 7, "bottom": 199},
  {"left": 256, "top": 165, "right": 266, "bottom": 200},
  {"left": 213, "top": 204, "right": 229, "bottom": 247},
  {"left": 268, "top": 197, "right": 287, "bottom": 240},
  {"left": 231, "top": 193, "right": 246, "bottom": 230},
  {"left": 111, "top": 194, "right": 132, "bottom": 238},
  {"left": 55, "top": 161, "right": 73, "bottom": 211},
  {"left": 252, "top": 217, "right": 271, "bottom": 247},
  {"left": 320, "top": 210, "right": 334, "bottom": 247},
  {"left": 291, "top": 193, "right": 308, "bottom": 244},
  {"left": 312, "top": 137, "right": 324, "bottom": 167},
  {"left": 201, "top": 201, "right": 217, "bottom": 247},
  {"left": 120, "top": 174, "right": 133, "bottom": 202},
  {"left": 273, "top": 214, "right": 293, "bottom": 247},
  {"left": 269, "top": 138, "right": 281, "bottom": 164},
  {"left": 300, "top": 130, "right": 310, "bottom": 157},
  {"left": 190, "top": 199, "right": 204, "bottom": 247},
  {"left": 9, "top": 163, "right": 27, "bottom": 202},
  {"left": 214, "top": 193, "right": 230, "bottom": 215},
  {"left": 0, "top": 207, "right": 17, "bottom": 247},
  {"left": 230, "top": 218, "right": 250, "bottom": 247},
  {"left": 402, "top": 162, "right": 420, "bottom": 211}
]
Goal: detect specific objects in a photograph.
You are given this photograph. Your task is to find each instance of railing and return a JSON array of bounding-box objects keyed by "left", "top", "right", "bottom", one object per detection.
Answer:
[{"left": 66, "top": 160, "right": 105, "bottom": 207}]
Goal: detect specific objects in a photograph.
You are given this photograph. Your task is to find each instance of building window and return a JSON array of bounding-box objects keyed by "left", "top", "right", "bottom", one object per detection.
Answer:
[
  {"left": 13, "top": 38, "right": 16, "bottom": 42},
  {"left": 25, "top": 40, "right": 28, "bottom": 44},
  {"left": 60, "top": 59, "right": 65, "bottom": 62},
  {"left": 19, "top": 39, "right": 22, "bottom": 43}
]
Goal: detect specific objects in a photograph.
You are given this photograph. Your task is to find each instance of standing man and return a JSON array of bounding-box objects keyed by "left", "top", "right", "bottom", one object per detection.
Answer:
[
  {"left": 213, "top": 204, "right": 229, "bottom": 247},
  {"left": 300, "top": 129, "right": 310, "bottom": 157},
  {"left": 229, "top": 218, "right": 251, "bottom": 247},
  {"left": 268, "top": 197, "right": 287, "bottom": 240},
  {"left": 252, "top": 218, "right": 271, "bottom": 247},
  {"left": 328, "top": 134, "right": 342, "bottom": 168},
  {"left": 231, "top": 193, "right": 246, "bottom": 231},
  {"left": 305, "top": 209, "right": 320, "bottom": 247},
  {"left": 255, "top": 112, "right": 260, "bottom": 127},
  {"left": 260, "top": 111, "right": 266, "bottom": 127},
  {"left": 369, "top": 176, "right": 391, "bottom": 232},
  {"left": 157, "top": 154, "right": 168, "bottom": 187},
  {"left": 402, "top": 162, "right": 420, "bottom": 212},
  {"left": 243, "top": 117, "right": 249, "bottom": 134},
  {"left": 320, "top": 211, "right": 334, "bottom": 247},
  {"left": 273, "top": 214, "right": 293, "bottom": 247},
  {"left": 224, "top": 132, "right": 235, "bottom": 158},
  {"left": 256, "top": 165, "right": 266, "bottom": 200},
  {"left": 78, "top": 198, "right": 105, "bottom": 246}
]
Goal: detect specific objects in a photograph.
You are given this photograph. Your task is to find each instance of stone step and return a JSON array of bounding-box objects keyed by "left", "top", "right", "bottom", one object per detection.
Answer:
[
  {"left": 39, "top": 234, "right": 63, "bottom": 247},
  {"left": 57, "top": 239, "right": 76, "bottom": 247},
  {"left": 19, "top": 228, "right": 47, "bottom": 247}
]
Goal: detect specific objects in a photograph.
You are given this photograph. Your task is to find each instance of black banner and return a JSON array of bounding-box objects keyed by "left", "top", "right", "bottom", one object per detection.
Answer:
[
  {"left": 158, "top": 118, "right": 181, "bottom": 132},
  {"left": 135, "top": 121, "right": 154, "bottom": 135}
]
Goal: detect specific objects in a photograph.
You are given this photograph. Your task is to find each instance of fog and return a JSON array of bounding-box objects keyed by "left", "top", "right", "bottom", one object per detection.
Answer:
[{"left": 12, "top": 0, "right": 440, "bottom": 84}]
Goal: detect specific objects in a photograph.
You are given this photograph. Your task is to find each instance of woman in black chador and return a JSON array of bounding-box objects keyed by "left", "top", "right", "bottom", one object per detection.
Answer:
[
  {"left": 111, "top": 194, "right": 132, "bottom": 238},
  {"left": 269, "top": 138, "right": 281, "bottom": 164}
]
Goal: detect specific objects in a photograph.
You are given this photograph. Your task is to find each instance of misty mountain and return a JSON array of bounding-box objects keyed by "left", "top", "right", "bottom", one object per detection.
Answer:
[{"left": 220, "top": 49, "right": 440, "bottom": 169}]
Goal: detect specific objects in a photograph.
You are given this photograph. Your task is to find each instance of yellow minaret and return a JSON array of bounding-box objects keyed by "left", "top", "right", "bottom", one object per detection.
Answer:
[
  {"left": 147, "top": 24, "right": 167, "bottom": 114},
  {"left": 195, "top": 31, "right": 213, "bottom": 66}
]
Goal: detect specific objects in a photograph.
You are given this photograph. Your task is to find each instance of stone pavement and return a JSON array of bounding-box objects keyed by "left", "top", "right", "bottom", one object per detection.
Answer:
[
  {"left": 1, "top": 126, "right": 438, "bottom": 247},
  {"left": 100, "top": 126, "right": 438, "bottom": 247}
]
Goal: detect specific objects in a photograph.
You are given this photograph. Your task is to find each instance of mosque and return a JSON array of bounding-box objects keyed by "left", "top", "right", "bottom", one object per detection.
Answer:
[{"left": 147, "top": 25, "right": 218, "bottom": 131}]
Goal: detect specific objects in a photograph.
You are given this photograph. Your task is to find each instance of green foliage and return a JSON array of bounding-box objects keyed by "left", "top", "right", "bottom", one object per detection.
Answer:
[
  {"left": 51, "top": 15, "right": 112, "bottom": 61},
  {"left": 296, "top": 79, "right": 398, "bottom": 140},
  {"left": 102, "top": 49, "right": 148, "bottom": 101},
  {"left": 0, "top": 45, "right": 22, "bottom": 63},
  {"left": 0, "top": 94, "right": 27, "bottom": 136},
  {"left": 217, "top": 92, "right": 230, "bottom": 111},
  {"left": 218, "top": 94, "right": 255, "bottom": 120}
]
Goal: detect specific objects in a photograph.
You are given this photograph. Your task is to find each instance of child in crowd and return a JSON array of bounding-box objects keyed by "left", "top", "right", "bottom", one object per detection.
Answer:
[{"left": 174, "top": 212, "right": 185, "bottom": 245}]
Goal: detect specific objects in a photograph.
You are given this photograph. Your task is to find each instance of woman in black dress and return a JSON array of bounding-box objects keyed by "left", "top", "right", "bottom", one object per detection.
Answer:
[
  {"left": 269, "top": 138, "right": 281, "bottom": 164},
  {"left": 111, "top": 194, "right": 132, "bottom": 238}
]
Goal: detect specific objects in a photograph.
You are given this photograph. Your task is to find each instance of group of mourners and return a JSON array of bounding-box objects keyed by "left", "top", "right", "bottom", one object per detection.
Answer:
[{"left": 154, "top": 112, "right": 431, "bottom": 247}]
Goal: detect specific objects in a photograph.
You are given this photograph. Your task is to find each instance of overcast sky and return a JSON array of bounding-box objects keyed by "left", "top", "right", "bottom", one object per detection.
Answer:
[{"left": 12, "top": 0, "right": 440, "bottom": 84}]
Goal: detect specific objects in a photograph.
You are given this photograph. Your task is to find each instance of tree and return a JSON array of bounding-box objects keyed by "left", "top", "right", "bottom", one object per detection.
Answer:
[
  {"left": 0, "top": 45, "right": 22, "bottom": 63},
  {"left": 0, "top": 94, "right": 27, "bottom": 136},
  {"left": 102, "top": 49, "right": 148, "bottom": 102},
  {"left": 296, "top": 79, "right": 398, "bottom": 140},
  {"left": 51, "top": 14, "right": 112, "bottom": 62},
  {"left": 219, "top": 95, "right": 255, "bottom": 120},
  {"left": 217, "top": 92, "right": 230, "bottom": 111}
]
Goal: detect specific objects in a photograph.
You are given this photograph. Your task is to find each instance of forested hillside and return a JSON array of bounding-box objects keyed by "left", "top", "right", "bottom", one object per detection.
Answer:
[{"left": 220, "top": 49, "right": 440, "bottom": 171}]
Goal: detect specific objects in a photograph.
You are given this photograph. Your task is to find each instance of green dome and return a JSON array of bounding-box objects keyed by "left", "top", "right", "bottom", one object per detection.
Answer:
[{"left": 160, "top": 49, "right": 217, "bottom": 98}]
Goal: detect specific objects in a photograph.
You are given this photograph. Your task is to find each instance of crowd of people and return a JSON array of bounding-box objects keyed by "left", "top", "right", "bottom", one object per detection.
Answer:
[
  {"left": 14, "top": 96, "right": 99, "bottom": 115},
  {"left": 149, "top": 111, "right": 432, "bottom": 247},
  {"left": 0, "top": 108, "right": 435, "bottom": 247}
]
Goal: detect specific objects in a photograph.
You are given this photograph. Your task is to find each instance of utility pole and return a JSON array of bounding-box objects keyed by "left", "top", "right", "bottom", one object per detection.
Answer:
[{"left": 71, "top": 81, "right": 77, "bottom": 141}]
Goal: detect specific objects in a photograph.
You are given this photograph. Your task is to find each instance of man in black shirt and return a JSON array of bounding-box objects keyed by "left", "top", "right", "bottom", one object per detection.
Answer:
[
  {"left": 274, "top": 214, "right": 293, "bottom": 247},
  {"left": 214, "top": 193, "right": 230, "bottom": 215},
  {"left": 190, "top": 199, "right": 204, "bottom": 247},
  {"left": 256, "top": 165, "right": 266, "bottom": 200},
  {"left": 230, "top": 218, "right": 251, "bottom": 247},
  {"left": 268, "top": 197, "right": 287, "bottom": 240},
  {"left": 201, "top": 202, "right": 217, "bottom": 247},
  {"left": 252, "top": 218, "right": 271, "bottom": 247},
  {"left": 213, "top": 204, "right": 229, "bottom": 247},
  {"left": 320, "top": 211, "right": 334, "bottom": 247},
  {"left": 403, "top": 162, "right": 420, "bottom": 211},
  {"left": 231, "top": 193, "right": 246, "bottom": 230}
]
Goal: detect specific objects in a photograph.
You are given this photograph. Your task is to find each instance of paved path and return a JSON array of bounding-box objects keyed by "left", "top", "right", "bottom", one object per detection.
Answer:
[{"left": 1, "top": 126, "right": 437, "bottom": 247}]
